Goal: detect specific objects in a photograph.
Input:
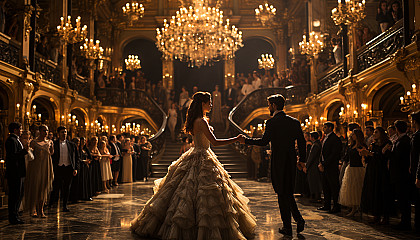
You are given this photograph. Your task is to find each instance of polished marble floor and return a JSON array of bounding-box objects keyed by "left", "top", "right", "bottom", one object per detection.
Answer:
[{"left": 0, "top": 179, "right": 419, "bottom": 240}]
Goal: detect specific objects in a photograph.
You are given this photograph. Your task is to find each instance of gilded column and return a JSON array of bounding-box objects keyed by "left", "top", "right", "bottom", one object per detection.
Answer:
[
  {"left": 162, "top": 59, "right": 174, "bottom": 90},
  {"left": 224, "top": 59, "right": 235, "bottom": 88}
]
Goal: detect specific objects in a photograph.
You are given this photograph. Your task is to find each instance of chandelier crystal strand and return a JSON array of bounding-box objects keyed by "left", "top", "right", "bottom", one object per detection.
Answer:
[
  {"left": 156, "top": 0, "right": 243, "bottom": 68},
  {"left": 80, "top": 38, "right": 104, "bottom": 60},
  {"left": 255, "top": 2, "right": 276, "bottom": 26},
  {"left": 258, "top": 54, "right": 275, "bottom": 70},
  {"left": 331, "top": 0, "right": 366, "bottom": 25},
  {"left": 299, "top": 31, "right": 324, "bottom": 56},
  {"left": 125, "top": 55, "right": 141, "bottom": 71}
]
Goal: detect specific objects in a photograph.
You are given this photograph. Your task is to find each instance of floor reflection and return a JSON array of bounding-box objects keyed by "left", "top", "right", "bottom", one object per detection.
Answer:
[{"left": 0, "top": 179, "right": 418, "bottom": 239}]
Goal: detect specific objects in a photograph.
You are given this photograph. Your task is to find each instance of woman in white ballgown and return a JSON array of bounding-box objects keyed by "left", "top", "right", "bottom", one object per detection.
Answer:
[{"left": 131, "top": 92, "right": 256, "bottom": 239}]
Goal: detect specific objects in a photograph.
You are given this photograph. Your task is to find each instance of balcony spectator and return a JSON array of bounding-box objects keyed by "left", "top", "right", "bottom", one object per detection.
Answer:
[
  {"left": 376, "top": 0, "right": 392, "bottom": 33},
  {"left": 7, "top": 14, "right": 18, "bottom": 40},
  {"left": 272, "top": 73, "right": 280, "bottom": 87},
  {"left": 128, "top": 76, "right": 136, "bottom": 90},
  {"left": 97, "top": 71, "right": 106, "bottom": 89},
  {"left": 135, "top": 71, "right": 146, "bottom": 90},
  {"left": 120, "top": 73, "right": 127, "bottom": 89},
  {"left": 332, "top": 38, "right": 342, "bottom": 64},
  {"left": 0, "top": 0, "right": 6, "bottom": 33},
  {"left": 252, "top": 71, "right": 262, "bottom": 89},
  {"left": 37, "top": 36, "right": 50, "bottom": 60},
  {"left": 389, "top": 1, "right": 403, "bottom": 26},
  {"left": 241, "top": 78, "right": 254, "bottom": 96}
]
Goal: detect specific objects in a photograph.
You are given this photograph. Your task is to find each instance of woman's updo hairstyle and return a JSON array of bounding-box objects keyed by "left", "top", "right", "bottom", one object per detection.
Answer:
[{"left": 183, "top": 92, "right": 211, "bottom": 134}]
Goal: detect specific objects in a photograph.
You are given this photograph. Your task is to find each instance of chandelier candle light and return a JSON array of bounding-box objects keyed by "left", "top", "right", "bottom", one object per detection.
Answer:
[
  {"left": 400, "top": 84, "right": 419, "bottom": 112},
  {"left": 258, "top": 54, "right": 275, "bottom": 70},
  {"left": 80, "top": 38, "right": 104, "bottom": 60},
  {"left": 125, "top": 55, "right": 141, "bottom": 71},
  {"left": 299, "top": 31, "right": 324, "bottom": 57},
  {"left": 255, "top": 2, "right": 276, "bottom": 26},
  {"left": 156, "top": 0, "right": 243, "bottom": 68},
  {"left": 331, "top": 0, "right": 366, "bottom": 26},
  {"left": 57, "top": 16, "right": 87, "bottom": 44},
  {"left": 122, "top": 1, "right": 145, "bottom": 24}
]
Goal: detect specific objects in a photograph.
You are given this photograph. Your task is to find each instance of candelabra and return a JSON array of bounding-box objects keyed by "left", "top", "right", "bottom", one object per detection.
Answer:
[
  {"left": 258, "top": 54, "right": 275, "bottom": 70},
  {"left": 80, "top": 38, "right": 104, "bottom": 60},
  {"left": 255, "top": 2, "right": 276, "bottom": 26},
  {"left": 125, "top": 55, "right": 141, "bottom": 71},
  {"left": 299, "top": 31, "right": 324, "bottom": 57},
  {"left": 156, "top": 0, "right": 243, "bottom": 68},
  {"left": 56, "top": 16, "right": 88, "bottom": 44},
  {"left": 400, "top": 84, "right": 419, "bottom": 112},
  {"left": 331, "top": 0, "right": 366, "bottom": 26},
  {"left": 121, "top": 123, "right": 153, "bottom": 136},
  {"left": 122, "top": 1, "right": 145, "bottom": 25}
]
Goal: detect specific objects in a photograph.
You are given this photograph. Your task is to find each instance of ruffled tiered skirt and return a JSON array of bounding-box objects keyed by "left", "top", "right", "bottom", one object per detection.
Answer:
[
  {"left": 339, "top": 166, "right": 366, "bottom": 207},
  {"left": 130, "top": 147, "right": 256, "bottom": 239}
]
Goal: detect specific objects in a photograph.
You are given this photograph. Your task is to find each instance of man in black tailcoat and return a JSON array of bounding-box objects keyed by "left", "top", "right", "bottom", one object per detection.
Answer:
[
  {"left": 317, "top": 122, "right": 342, "bottom": 213},
  {"left": 224, "top": 84, "right": 237, "bottom": 108},
  {"left": 5, "top": 122, "right": 28, "bottom": 224},
  {"left": 239, "top": 94, "right": 306, "bottom": 236},
  {"left": 49, "top": 126, "right": 79, "bottom": 212},
  {"left": 109, "top": 135, "right": 121, "bottom": 186}
]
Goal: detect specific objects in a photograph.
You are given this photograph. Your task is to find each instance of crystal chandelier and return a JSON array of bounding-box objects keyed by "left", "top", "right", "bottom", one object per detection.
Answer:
[
  {"left": 255, "top": 2, "right": 276, "bottom": 26},
  {"left": 57, "top": 16, "right": 87, "bottom": 44},
  {"left": 122, "top": 1, "right": 145, "bottom": 25},
  {"left": 299, "top": 31, "right": 324, "bottom": 57},
  {"left": 331, "top": 0, "right": 366, "bottom": 25},
  {"left": 80, "top": 38, "right": 104, "bottom": 60},
  {"left": 125, "top": 55, "right": 141, "bottom": 71},
  {"left": 400, "top": 84, "right": 419, "bottom": 112},
  {"left": 258, "top": 54, "right": 275, "bottom": 70},
  {"left": 156, "top": 0, "right": 243, "bottom": 68}
]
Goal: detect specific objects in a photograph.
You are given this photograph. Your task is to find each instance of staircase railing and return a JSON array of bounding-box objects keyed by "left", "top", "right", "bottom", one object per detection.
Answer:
[
  {"left": 95, "top": 88, "right": 168, "bottom": 159},
  {"left": 228, "top": 85, "right": 309, "bottom": 155}
]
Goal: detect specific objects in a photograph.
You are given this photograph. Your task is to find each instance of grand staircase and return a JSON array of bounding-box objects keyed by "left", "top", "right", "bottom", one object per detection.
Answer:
[{"left": 151, "top": 133, "right": 248, "bottom": 178}]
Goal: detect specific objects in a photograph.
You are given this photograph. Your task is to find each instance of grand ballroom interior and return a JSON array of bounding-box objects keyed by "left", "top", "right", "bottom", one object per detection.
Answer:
[{"left": 0, "top": 0, "right": 420, "bottom": 239}]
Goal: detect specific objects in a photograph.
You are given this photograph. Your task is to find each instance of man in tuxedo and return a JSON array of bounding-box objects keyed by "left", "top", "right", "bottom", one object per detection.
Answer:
[
  {"left": 49, "top": 126, "right": 79, "bottom": 212},
  {"left": 411, "top": 111, "right": 420, "bottom": 232},
  {"left": 239, "top": 94, "right": 306, "bottom": 236},
  {"left": 224, "top": 84, "right": 237, "bottom": 108},
  {"left": 116, "top": 134, "right": 124, "bottom": 183},
  {"left": 317, "top": 122, "right": 342, "bottom": 213},
  {"left": 5, "top": 122, "right": 28, "bottom": 224},
  {"left": 388, "top": 120, "right": 411, "bottom": 230},
  {"left": 109, "top": 135, "right": 121, "bottom": 186}
]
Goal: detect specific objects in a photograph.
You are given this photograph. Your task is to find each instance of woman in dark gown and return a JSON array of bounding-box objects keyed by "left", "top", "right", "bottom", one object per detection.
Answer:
[
  {"left": 78, "top": 137, "right": 93, "bottom": 200},
  {"left": 294, "top": 132, "right": 311, "bottom": 196},
  {"left": 88, "top": 137, "right": 102, "bottom": 195},
  {"left": 359, "top": 127, "right": 392, "bottom": 224}
]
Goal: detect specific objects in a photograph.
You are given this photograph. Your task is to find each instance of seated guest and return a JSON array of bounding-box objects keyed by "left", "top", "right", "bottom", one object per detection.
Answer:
[{"left": 24, "top": 125, "right": 54, "bottom": 217}]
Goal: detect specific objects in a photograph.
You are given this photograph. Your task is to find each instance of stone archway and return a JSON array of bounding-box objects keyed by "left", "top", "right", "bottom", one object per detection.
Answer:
[
  {"left": 370, "top": 82, "right": 406, "bottom": 127},
  {"left": 30, "top": 96, "right": 59, "bottom": 134},
  {"left": 235, "top": 37, "right": 276, "bottom": 76},
  {"left": 70, "top": 108, "right": 88, "bottom": 137}
]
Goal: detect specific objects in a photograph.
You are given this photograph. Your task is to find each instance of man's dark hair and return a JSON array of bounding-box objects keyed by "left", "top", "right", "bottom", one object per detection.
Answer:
[
  {"left": 57, "top": 126, "right": 66, "bottom": 133},
  {"left": 324, "top": 122, "right": 335, "bottom": 130},
  {"left": 364, "top": 120, "right": 374, "bottom": 127},
  {"left": 109, "top": 135, "right": 116, "bottom": 141},
  {"left": 348, "top": 122, "right": 361, "bottom": 131},
  {"left": 8, "top": 122, "right": 22, "bottom": 133},
  {"left": 267, "top": 94, "right": 285, "bottom": 110},
  {"left": 310, "top": 131, "right": 319, "bottom": 140},
  {"left": 366, "top": 126, "right": 374, "bottom": 131},
  {"left": 116, "top": 134, "right": 123, "bottom": 140},
  {"left": 411, "top": 111, "right": 420, "bottom": 125},
  {"left": 394, "top": 120, "right": 408, "bottom": 133}
]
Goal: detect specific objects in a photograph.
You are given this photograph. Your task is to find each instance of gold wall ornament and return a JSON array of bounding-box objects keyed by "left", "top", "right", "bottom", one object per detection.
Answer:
[
  {"left": 331, "top": 0, "right": 366, "bottom": 26},
  {"left": 23, "top": 5, "right": 35, "bottom": 41},
  {"left": 156, "top": 0, "right": 243, "bottom": 68}
]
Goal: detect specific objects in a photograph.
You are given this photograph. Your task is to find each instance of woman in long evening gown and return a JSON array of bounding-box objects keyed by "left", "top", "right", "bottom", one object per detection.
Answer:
[
  {"left": 122, "top": 139, "right": 133, "bottom": 183},
  {"left": 211, "top": 85, "right": 224, "bottom": 126},
  {"left": 24, "top": 125, "right": 54, "bottom": 217},
  {"left": 131, "top": 92, "right": 256, "bottom": 240}
]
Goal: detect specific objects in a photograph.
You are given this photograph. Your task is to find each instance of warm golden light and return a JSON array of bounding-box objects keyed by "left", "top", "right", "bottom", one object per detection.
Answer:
[
  {"left": 331, "top": 0, "right": 366, "bottom": 26},
  {"left": 258, "top": 54, "right": 275, "bottom": 70},
  {"left": 255, "top": 2, "right": 276, "bottom": 26}
]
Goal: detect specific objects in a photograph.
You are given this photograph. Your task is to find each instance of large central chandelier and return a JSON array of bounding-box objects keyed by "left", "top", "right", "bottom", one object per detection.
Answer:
[
  {"left": 258, "top": 54, "right": 275, "bottom": 70},
  {"left": 156, "top": 0, "right": 243, "bottom": 68},
  {"left": 125, "top": 55, "right": 141, "bottom": 71}
]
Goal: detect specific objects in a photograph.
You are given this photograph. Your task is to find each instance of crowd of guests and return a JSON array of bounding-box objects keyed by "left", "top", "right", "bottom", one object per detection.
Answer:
[
  {"left": 290, "top": 112, "right": 420, "bottom": 232},
  {"left": 376, "top": 0, "right": 403, "bottom": 33},
  {"left": 4, "top": 122, "right": 152, "bottom": 224}
]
